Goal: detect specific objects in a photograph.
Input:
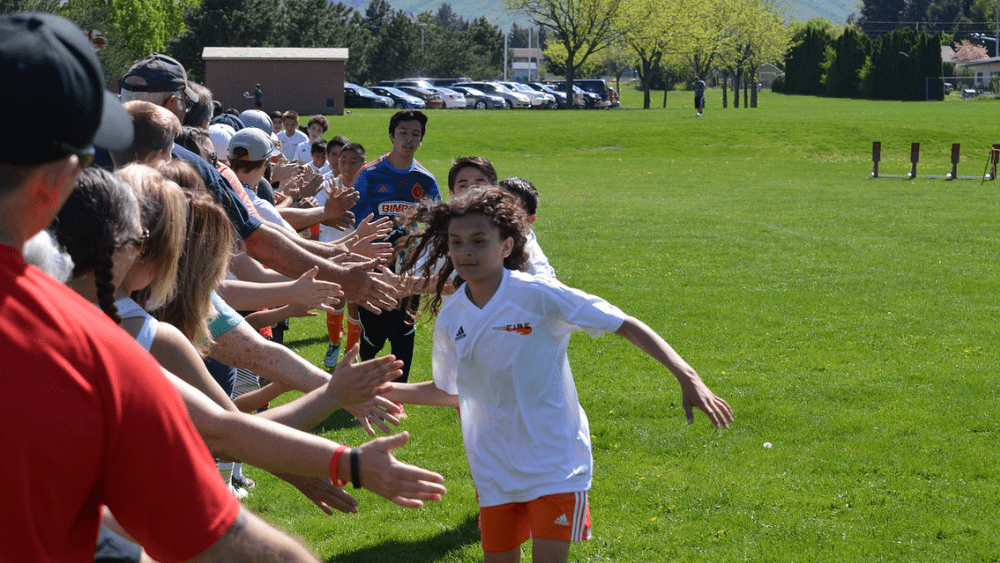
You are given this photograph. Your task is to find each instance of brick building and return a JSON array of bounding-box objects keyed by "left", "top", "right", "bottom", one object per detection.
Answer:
[{"left": 202, "top": 47, "right": 349, "bottom": 116}]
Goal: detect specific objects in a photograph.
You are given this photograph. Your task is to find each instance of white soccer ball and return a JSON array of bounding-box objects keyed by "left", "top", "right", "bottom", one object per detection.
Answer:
[
  {"left": 696, "top": 112, "right": 702, "bottom": 117},
  {"left": 763, "top": 442, "right": 772, "bottom": 449}
]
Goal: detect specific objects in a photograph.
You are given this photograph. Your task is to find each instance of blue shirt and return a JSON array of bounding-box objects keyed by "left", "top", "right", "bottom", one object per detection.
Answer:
[{"left": 350, "top": 153, "right": 441, "bottom": 227}]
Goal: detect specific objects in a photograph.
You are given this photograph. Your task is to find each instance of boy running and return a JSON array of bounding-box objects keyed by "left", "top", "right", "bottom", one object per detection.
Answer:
[{"left": 350, "top": 110, "right": 441, "bottom": 382}]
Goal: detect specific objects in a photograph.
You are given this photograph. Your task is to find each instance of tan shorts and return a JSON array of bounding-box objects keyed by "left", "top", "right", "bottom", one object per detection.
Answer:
[{"left": 479, "top": 491, "right": 591, "bottom": 553}]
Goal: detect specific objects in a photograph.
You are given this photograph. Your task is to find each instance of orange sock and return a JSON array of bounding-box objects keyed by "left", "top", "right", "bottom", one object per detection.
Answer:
[
  {"left": 345, "top": 316, "right": 362, "bottom": 351},
  {"left": 326, "top": 308, "right": 344, "bottom": 344}
]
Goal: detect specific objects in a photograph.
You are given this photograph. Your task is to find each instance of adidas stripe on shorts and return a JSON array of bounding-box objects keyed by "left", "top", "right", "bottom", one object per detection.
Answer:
[{"left": 479, "top": 491, "right": 591, "bottom": 553}]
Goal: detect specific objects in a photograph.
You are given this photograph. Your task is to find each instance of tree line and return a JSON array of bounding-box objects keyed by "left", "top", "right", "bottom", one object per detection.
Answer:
[{"left": 780, "top": 19, "right": 945, "bottom": 101}]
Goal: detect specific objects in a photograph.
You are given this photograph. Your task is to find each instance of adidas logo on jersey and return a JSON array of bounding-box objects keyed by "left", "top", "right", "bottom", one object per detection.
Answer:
[
  {"left": 455, "top": 326, "right": 466, "bottom": 341},
  {"left": 553, "top": 514, "right": 569, "bottom": 526}
]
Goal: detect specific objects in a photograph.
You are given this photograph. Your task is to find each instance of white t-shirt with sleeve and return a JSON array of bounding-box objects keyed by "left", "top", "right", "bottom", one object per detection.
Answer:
[
  {"left": 432, "top": 268, "right": 627, "bottom": 507},
  {"left": 277, "top": 129, "right": 309, "bottom": 162}
]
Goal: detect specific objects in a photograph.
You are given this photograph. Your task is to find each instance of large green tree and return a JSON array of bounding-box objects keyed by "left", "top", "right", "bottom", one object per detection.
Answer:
[
  {"left": 617, "top": 0, "right": 688, "bottom": 109},
  {"left": 63, "top": 0, "right": 199, "bottom": 81},
  {"left": 506, "top": 0, "right": 623, "bottom": 105},
  {"left": 359, "top": 0, "right": 418, "bottom": 84},
  {"left": 822, "top": 25, "right": 870, "bottom": 98}
]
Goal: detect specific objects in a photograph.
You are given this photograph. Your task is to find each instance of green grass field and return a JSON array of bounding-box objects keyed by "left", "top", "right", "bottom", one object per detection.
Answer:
[{"left": 246, "top": 89, "right": 1000, "bottom": 561}]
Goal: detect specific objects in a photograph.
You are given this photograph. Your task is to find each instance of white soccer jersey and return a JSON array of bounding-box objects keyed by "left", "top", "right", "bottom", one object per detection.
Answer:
[
  {"left": 277, "top": 129, "right": 308, "bottom": 162},
  {"left": 433, "top": 268, "right": 627, "bottom": 507}
]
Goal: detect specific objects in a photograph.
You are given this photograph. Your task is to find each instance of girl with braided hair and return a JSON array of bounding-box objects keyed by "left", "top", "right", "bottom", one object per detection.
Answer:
[{"left": 54, "top": 167, "right": 145, "bottom": 325}]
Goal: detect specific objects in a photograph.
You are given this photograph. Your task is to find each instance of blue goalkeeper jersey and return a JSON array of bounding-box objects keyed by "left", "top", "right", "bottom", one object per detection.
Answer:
[{"left": 350, "top": 153, "right": 441, "bottom": 227}]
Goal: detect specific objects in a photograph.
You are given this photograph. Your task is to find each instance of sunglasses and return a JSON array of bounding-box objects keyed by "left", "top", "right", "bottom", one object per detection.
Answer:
[{"left": 53, "top": 140, "right": 95, "bottom": 168}]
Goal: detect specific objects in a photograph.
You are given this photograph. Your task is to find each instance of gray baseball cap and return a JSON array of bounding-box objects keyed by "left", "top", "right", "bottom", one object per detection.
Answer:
[{"left": 229, "top": 128, "right": 280, "bottom": 161}]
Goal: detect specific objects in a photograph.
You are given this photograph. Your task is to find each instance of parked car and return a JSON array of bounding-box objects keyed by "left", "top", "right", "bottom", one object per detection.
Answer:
[
  {"left": 527, "top": 82, "right": 581, "bottom": 109},
  {"left": 450, "top": 85, "right": 505, "bottom": 109},
  {"left": 453, "top": 81, "right": 531, "bottom": 109},
  {"left": 428, "top": 86, "right": 467, "bottom": 109},
  {"left": 574, "top": 79, "right": 613, "bottom": 108},
  {"left": 343, "top": 82, "right": 392, "bottom": 109},
  {"left": 379, "top": 78, "right": 436, "bottom": 90},
  {"left": 398, "top": 86, "right": 444, "bottom": 109},
  {"left": 545, "top": 81, "right": 607, "bottom": 108},
  {"left": 369, "top": 86, "right": 425, "bottom": 109},
  {"left": 499, "top": 81, "right": 557, "bottom": 109}
]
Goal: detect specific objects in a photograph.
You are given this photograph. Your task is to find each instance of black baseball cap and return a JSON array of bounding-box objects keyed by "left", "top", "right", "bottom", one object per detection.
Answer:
[
  {"left": 120, "top": 53, "right": 199, "bottom": 103},
  {"left": 0, "top": 12, "right": 133, "bottom": 164}
]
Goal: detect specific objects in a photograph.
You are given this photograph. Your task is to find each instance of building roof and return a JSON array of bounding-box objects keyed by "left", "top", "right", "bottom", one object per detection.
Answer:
[
  {"left": 961, "top": 56, "right": 1000, "bottom": 67},
  {"left": 941, "top": 46, "right": 959, "bottom": 64},
  {"left": 202, "top": 47, "right": 348, "bottom": 61}
]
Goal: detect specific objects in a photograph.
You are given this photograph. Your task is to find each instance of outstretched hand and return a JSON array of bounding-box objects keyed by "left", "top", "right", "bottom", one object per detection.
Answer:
[
  {"left": 345, "top": 395, "right": 403, "bottom": 436},
  {"left": 326, "top": 346, "right": 401, "bottom": 407},
  {"left": 274, "top": 473, "right": 359, "bottom": 515},
  {"left": 332, "top": 257, "right": 398, "bottom": 313},
  {"left": 289, "top": 265, "right": 343, "bottom": 311},
  {"left": 355, "top": 431, "right": 447, "bottom": 508}
]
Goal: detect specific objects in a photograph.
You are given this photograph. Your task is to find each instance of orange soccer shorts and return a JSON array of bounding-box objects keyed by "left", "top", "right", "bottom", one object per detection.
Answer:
[{"left": 479, "top": 491, "right": 591, "bottom": 553}]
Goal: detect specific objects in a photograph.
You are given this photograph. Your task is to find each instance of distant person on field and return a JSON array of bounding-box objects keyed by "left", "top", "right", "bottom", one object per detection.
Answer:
[
  {"left": 693, "top": 75, "right": 706, "bottom": 116},
  {"left": 254, "top": 83, "right": 263, "bottom": 109}
]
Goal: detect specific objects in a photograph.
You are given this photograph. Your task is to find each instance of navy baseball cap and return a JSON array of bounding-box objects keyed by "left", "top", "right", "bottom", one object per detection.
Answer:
[
  {"left": 0, "top": 12, "right": 133, "bottom": 164},
  {"left": 211, "top": 112, "right": 245, "bottom": 131},
  {"left": 120, "top": 53, "right": 199, "bottom": 103}
]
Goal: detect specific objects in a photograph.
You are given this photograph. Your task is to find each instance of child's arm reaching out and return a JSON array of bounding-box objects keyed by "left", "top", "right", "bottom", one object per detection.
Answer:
[
  {"left": 615, "top": 316, "right": 734, "bottom": 429},
  {"left": 384, "top": 381, "right": 460, "bottom": 408}
]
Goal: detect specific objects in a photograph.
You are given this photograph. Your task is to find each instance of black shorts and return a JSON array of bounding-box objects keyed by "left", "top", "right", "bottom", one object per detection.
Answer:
[
  {"left": 358, "top": 296, "right": 420, "bottom": 383},
  {"left": 694, "top": 94, "right": 705, "bottom": 109}
]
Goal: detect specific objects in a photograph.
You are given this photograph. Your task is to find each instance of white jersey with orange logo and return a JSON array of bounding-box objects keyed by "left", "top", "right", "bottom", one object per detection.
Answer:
[{"left": 432, "top": 268, "right": 627, "bottom": 507}]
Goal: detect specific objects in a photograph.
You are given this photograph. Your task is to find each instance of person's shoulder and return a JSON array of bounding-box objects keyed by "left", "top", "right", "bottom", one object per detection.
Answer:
[
  {"left": 411, "top": 158, "right": 437, "bottom": 179},
  {"left": 510, "top": 268, "right": 556, "bottom": 287},
  {"left": 356, "top": 154, "right": 389, "bottom": 178}
]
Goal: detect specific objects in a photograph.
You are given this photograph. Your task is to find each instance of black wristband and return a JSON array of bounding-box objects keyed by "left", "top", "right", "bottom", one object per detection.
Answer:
[{"left": 350, "top": 448, "right": 361, "bottom": 489}]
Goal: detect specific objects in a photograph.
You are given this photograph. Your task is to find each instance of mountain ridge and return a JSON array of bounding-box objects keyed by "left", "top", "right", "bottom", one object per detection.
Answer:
[{"left": 343, "top": 0, "right": 853, "bottom": 29}]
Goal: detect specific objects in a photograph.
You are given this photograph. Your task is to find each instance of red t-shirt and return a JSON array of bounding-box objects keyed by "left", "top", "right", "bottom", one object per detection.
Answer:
[{"left": 0, "top": 245, "right": 240, "bottom": 562}]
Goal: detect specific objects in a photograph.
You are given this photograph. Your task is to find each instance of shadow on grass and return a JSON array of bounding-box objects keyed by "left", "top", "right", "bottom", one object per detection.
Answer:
[
  {"left": 313, "top": 409, "right": 366, "bottom": 434},
  {"left": 285, "top": 334, "right": 330, "bottom": 349},
  {"left": 326, "top": 513, "right": 480, "bottom": 563}
]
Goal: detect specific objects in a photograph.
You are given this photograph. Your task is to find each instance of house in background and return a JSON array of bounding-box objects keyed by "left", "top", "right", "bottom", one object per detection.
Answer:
[
  {"left": 757, "top": 63, "right": 784, "bottom": 88},
  {"left": 959, "top": 56, "right": 1000, "bottom": 88},
  {"left": 203, "top": 47, "right": 349, "bottom": 116}
]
